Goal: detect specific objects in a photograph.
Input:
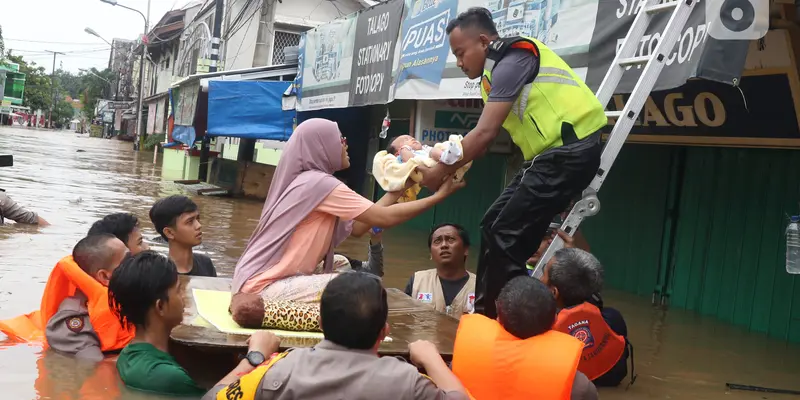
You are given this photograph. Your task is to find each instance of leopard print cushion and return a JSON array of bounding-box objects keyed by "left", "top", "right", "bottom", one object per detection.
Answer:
[{"left": 262, "top": 300, "right": 321, "bottom": 332}]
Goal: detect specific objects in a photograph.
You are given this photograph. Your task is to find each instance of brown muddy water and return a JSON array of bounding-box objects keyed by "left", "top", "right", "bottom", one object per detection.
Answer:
[{"left": 1, "top": 126, "right": 799, "bottom": 399}]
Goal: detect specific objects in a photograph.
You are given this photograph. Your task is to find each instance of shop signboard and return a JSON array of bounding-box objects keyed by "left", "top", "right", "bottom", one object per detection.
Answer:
[
  {"left": 393, "top": 0, "right": 750, "bottom": 100},
  {"left": 610, "top": 72, "right": 800, "bottom": 148},
  {"left": 297, "top": 0, "right": 752, "bottom": 107},
  {"left": 0, "top": 99, "right": 11, "bottom": 115},
  {"left": 298, "top": 14, "right": 358, "bottom": 111},
  {"left": 394, "top": 0, "right": 461, "bottom": 99},
  {"left": 349, "top": 0, "right": 405, "bottom": 107},
  {"left": 108, "top": 101, "right": 135, "bottom": 110},
  {"left": 415, "top": 99, "right": 513, "bottom": 153}
]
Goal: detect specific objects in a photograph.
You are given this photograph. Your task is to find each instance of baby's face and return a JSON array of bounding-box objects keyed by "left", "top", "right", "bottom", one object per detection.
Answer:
[{"left": 393, "top": 135, "right": 423, "bottom": 151}]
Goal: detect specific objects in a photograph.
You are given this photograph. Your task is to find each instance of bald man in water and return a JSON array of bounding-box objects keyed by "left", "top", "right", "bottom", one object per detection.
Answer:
[{"left": 45, "top": 234, "right": 129, "bottom": 361}]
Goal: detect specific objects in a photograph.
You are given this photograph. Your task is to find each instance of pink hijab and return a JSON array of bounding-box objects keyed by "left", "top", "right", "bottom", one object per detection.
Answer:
[{"left": 231, "top": 118, "right": 353, "bottom": 294}]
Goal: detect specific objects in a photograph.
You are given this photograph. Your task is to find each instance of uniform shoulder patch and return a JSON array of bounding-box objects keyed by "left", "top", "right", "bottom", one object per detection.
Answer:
[{"left": 66, "top": 317, "right": 84, "bottom": 333}]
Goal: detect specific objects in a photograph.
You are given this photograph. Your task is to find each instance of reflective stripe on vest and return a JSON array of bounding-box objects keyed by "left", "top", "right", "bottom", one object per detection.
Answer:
[
  {"left": 452, "top": 314, "right": 583, "bottom": 400},
  {"left": 480, "top": 36, "right": 607, "bottom": 161},
  {"left": 552, "top": 302, "right": 626, "bottom": 381},
  {"left": 216, "top": 350, "right": 292, "bottom": 400}
]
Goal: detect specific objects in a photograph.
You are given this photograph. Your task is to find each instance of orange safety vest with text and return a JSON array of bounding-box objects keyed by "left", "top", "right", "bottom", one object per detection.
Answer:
[
  {"left": 452, "top": 314, "right": 583, "bottom": 400},
  {"left": 0, "top": 255, "right": 135, "bottom": 352},
  {"left": 552, "top": 302, "right": 626, "bottom": 381}
]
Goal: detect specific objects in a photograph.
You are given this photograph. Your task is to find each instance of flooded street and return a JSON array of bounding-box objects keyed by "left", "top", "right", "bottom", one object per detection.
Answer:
[{"left": 1, "top": 126, "right": 799, "bottom": 399}]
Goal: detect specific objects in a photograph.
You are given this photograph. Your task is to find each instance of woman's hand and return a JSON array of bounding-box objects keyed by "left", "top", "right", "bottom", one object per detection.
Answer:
[
  {"left": 432, "top": 174, "right": 465, "bottom": 199},
  {"left": 386, "top": 177, "right": 417, "bottom": 195},
  {"left": 418, "top": 164, "right": 448, "bottom": 191},
  {"left": 403, "top": 177, "right": 417, "bottom": 190}
]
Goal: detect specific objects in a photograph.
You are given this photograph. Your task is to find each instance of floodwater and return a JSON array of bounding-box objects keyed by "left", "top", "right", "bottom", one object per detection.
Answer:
[{"left": 0, "top": 126, "right": 799, "bottom": 399}]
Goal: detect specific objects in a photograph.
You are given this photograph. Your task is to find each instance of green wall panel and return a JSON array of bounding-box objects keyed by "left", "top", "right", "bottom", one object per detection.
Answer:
[
  {"left": 580, "top": 144, "right": 674, "bottom": 297},
  {"left": 667, "top": 147, "right": 800, "bottom": 342},
  {"left": 430, "top": 153, "right": 509, "bottom": 241}
]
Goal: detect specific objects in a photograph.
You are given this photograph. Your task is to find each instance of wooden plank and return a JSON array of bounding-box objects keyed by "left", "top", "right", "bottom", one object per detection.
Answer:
[{"left": 171, "top": 276, "right": 459, "bottom": 360}]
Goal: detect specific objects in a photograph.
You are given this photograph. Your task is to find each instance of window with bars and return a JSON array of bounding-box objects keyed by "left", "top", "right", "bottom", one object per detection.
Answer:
[{"left": 272, "top": 31, "right": 301, "bottom": 65}]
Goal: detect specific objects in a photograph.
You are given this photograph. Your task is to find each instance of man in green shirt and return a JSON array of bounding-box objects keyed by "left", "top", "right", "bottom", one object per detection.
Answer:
[{"left": 108, "top": 251, "right": 278, "bottom": 397}]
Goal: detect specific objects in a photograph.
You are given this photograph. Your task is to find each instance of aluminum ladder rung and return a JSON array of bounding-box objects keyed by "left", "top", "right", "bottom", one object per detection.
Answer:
[
  {"left": 619, "top": 55, "right": 652, "bottom": 67},
  {"left": 645, "top": 1, "right": 678, "bottom": 14},
  {"left": 530, "top": 0, "right": 697, "bottom": 279}
]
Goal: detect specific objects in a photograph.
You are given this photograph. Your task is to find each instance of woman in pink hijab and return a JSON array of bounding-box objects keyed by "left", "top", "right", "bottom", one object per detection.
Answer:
[{"left": 230, "top": 118, "right": 464, "bottom": 330}]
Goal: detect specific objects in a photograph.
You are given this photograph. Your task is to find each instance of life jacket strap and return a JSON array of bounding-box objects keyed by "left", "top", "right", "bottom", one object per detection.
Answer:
[{"left": 625, "top": 338, "right": 637, "bottom": 388}]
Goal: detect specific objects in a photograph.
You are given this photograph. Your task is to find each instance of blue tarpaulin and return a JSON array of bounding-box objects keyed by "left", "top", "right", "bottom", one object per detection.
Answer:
[
  {"left": 207, "top": 80, "right": 295, "bottom": 141},
  {"left": 172, "top": 125, "right": 196, "bottom": 146}
]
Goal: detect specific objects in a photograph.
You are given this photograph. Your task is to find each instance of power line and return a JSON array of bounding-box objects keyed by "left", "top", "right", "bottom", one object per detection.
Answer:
[
  {"left": 330, "top": 0, "right": 346, "bottom": 17},
  {"left": 18, "top": 53, "right": 110, "bottom": 60},
  {"left": 8, "top": 48, "right": 110, "bottom": 54},
  {"left": 4, "top": 38, "right": 104, "bottom": 46},
  {"left": 225, "top": 0, "right": 259, "bottom": 40},
  {"left": 227, "top": 7, "right": 256, "bottom": 68}
]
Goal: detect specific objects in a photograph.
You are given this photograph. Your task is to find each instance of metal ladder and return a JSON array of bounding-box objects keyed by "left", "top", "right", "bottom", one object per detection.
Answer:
[{"left": 531, "top": 0, "right": 697, "bottom": 278}]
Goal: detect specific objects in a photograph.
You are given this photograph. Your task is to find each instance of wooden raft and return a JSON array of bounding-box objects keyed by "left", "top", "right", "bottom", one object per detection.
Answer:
[{"left": 171, "top": 276, "right": 460, "bottom": 360}]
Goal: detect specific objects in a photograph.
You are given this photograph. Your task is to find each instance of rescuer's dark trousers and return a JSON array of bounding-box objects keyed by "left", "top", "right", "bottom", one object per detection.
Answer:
[{"left": 474, "top": 131, "right": 602, "bottom": 319}]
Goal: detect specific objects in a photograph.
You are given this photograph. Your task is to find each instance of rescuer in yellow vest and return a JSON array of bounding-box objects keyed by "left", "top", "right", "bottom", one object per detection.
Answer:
[{"left": 419, "top": 7, "right": 607, "bottom": 319}]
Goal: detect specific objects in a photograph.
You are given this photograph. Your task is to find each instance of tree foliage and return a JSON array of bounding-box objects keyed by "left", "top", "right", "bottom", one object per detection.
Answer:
[
  {"left": 53, "top": 99, "right": 75, "bottom": 126},
  {"left": 3, "top": 51, "right": 114, "bottom": 120},
  {"left": 80, "top": 68, "right": 115, "bottom": 119},
  {"left": 55, "top": 69, "right": 83, "bottom": 99}
]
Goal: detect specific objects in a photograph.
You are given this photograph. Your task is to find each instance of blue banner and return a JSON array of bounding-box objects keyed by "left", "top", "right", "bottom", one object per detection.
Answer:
[
  {"left": 207, "top": 80, "right": 295, "bottom": 141},
  {"left": 396, "top": 0, "right": 458, "bottom": 87}
]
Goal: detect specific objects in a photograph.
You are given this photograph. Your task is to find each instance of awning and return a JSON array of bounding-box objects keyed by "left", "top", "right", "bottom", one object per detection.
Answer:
[
  {"left": 143, "top": 91, "right": 169, "bottom": 102},
  {"left": 207, "top": 80, "right": 296, "bottom": 141},
  {"left": 171, "top": 64, "right": 298, "bottom": 92}
]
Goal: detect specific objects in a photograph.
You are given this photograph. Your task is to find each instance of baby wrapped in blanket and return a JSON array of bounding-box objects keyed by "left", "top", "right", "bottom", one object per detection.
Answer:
[{"left": 373, "top": 135, "right": 472, "bottom": 202}]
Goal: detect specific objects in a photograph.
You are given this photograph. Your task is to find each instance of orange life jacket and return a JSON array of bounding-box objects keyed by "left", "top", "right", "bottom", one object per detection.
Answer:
[
  {"left": 452, "top": 314, "right": 583, "bottom": 400},
  {"left": 552, "top": 302, "right": 626, "bottom": 381},
  {"left": 0, "top": 255, "right": 135, "bottom": 352}
]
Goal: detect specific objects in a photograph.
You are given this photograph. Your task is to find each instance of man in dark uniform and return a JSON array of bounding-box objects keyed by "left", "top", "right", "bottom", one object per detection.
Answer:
[
  {"left": 420, "top": 8, "right": 606, "bottom": 318},
  {"left": 0, "top": 189, "right": 49, "bottom": 226}
]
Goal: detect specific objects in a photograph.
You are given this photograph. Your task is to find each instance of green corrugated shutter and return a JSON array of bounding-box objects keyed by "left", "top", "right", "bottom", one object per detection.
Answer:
[
  {"left": 667, "top": 147, "right": 800, "bottom": 342},
  {"left": 430, "top": 153, "right": 509, "bottom": 240},
  {"left": 581, "top": 144, "right": 675, "bottom": 297}
]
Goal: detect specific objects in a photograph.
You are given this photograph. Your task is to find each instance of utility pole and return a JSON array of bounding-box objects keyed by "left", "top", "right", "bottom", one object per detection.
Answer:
[
  {"left": 46, "top": 50, "right": 64, "bottom": 129},
  {"left": 134, "top": 0, "right": 151, "bottom": 151},
  {"left": 198, "top": 0, "right": 224, "bottom": 181}
]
